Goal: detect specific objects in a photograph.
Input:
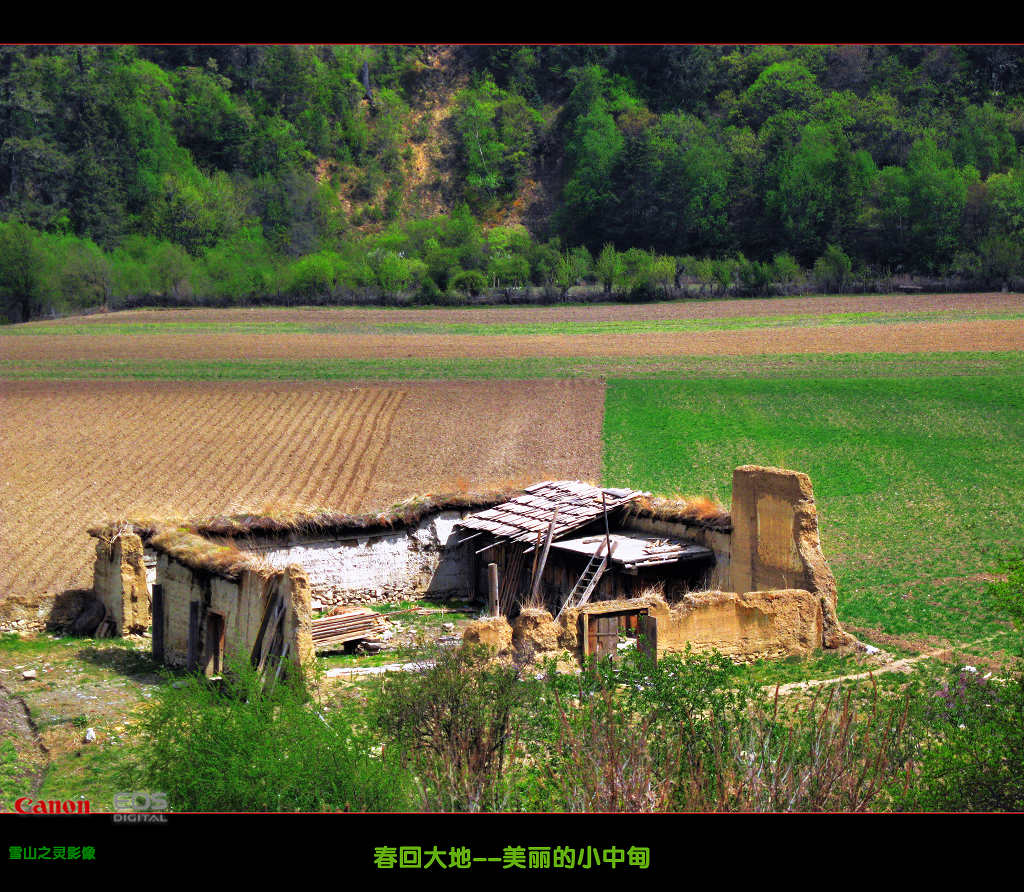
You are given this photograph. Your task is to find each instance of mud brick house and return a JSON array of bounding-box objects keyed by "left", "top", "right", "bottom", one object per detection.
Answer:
[{"left": 87, "top": 465, "right": 848, "bottom": 674}]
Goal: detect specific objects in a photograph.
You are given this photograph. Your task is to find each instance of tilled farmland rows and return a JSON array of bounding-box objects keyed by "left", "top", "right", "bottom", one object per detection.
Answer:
[
  {"left": 0, "top": 379, "right": 604, "bottom": 601},
  {"left": 4, "top": 319, "right": 1024, "bottom": 364}
]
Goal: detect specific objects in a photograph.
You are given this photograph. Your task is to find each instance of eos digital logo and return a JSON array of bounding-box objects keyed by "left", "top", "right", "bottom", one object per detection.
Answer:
[{"left": 113, "top": 790, "right": 167, "bottom": 812}]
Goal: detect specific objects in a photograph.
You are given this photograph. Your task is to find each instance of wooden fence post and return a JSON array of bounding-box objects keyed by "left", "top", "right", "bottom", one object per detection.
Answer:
[{"left": 487, "top": 562, "right": 499, "bottom": 616}]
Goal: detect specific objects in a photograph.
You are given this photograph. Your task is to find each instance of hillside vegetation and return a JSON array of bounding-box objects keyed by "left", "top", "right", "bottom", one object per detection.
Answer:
[{"left": 5, "top": 45, "right": 1024, "bottom": 319}]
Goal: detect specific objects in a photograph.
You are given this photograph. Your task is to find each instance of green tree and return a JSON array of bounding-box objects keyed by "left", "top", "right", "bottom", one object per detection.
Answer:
[
  {"left": 595, "top": 243, "right": 623, "bottom": 294},
  {"left": 0, "top": 220, "right": 48, "bottom": 320},
  {"left": 904, "top": 136, "right": 970, "bottom": 270},
  {"left": 58, "top": 237, "right": 112, "bottom": 310},
  {"left": 767, "top": 122, "right": 876, "bottom": 262},
  {"left": 559, "top": 72, "right": 625, "bottom": 248},
  {"left": 953, "top": 103, "right": 1017, "bottom": 178},
  {"left": 812, "top": 243, "right": 853, "bottom": 292},
  {"left": 742, "top": 59, "right": 823, "bottom": 127},
  {"left": 621, "top": 113, "right": 730, "bottom": 255}
]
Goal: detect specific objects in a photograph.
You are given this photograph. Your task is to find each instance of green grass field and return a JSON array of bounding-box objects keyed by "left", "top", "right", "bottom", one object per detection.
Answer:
[{"left": 603, "top": 371, "right": 1024, "bottom": 653}]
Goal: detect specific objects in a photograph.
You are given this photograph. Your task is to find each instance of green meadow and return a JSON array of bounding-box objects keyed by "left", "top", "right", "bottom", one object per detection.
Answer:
[{"left": 603, "top": 372, "right": 1024, "bottom": 653}]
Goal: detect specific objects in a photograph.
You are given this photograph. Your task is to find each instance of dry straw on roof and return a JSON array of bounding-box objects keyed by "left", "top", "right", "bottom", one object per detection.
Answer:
[
  {"left": 87, "top": 489, "right": 520, "bottom": 579},
  {"left": 626, "top": 495, "right": 731, "bottom": 531}
]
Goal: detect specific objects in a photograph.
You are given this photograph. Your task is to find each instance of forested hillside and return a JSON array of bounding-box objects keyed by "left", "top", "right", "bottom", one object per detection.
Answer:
[{"left": 4, "top": 44, "right": 1024, "bottom": 320}]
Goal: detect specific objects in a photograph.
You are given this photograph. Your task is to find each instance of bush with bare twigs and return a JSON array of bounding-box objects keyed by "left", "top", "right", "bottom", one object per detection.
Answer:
[{"left": 370, "top": 644, "right": 523, "bottom": 812}]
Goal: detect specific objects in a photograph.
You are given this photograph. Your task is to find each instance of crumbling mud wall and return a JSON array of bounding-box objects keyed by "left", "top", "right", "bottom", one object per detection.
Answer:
[
  {"left": 254, "top": 512, "right": 474, "bottom": 607},
  {"left": 729, "top": 466, "right": 849, "bottom": 648},
  {"left": 0, "top": 590, "right": 93, "bottom": 636},
  {"left": 465, "top": 589, "right": 826, "bottom": 665},
  {"left": 462, "top": 615, "right": 513, "bottom": 654},
  {"left": 623, "top": 591, "right": 823, "bottom": 660},
  {"left": 157, "top": 556, "right": 313, "bottom": 675},
  {"left": 92, "top": 531, "right": 151, "bottom": 635}
]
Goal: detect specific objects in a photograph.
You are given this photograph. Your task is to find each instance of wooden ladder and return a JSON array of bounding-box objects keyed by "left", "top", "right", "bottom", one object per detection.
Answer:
[{"left": 557, "top": 541, "right": 612, "bottom": 619}]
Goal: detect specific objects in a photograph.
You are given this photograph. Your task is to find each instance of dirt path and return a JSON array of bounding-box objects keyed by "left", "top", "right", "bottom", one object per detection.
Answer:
[
  {"left": 0, "top": 680, "right": 48, "bottom": 803},
  {"left": 771, "top": 631, "right": 1014, "bottom": 696}
]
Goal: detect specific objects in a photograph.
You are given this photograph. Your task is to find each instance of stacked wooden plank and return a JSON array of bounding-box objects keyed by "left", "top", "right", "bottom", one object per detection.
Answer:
[
  {"left": 456, "top": 481, "right": 645, "bottom": 546},
  {"left": 620, "top": 542, "right": 714, "bottom": 570},
  {"left": 311, "top": 607, "right": 387, "bottom": 650}
]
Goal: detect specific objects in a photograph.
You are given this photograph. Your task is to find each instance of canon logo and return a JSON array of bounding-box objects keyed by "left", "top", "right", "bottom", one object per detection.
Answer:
[{"left": 14, "top": 797, "right": 91, "bottom": 815}]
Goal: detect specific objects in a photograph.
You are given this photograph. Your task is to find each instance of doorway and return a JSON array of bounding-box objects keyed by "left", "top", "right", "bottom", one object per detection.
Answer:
[{"left": 202, "top": 611, "right": 226, "bottom": 676}]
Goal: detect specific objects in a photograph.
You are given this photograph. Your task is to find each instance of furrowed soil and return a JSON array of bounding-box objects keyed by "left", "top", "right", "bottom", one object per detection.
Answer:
[
  {"left": 0, "top": 379, "right": 603, "bottom": 604},
  {"left": 5, "top": 320, "right": 1024, "bottom": 363},
  {"left": 5, "top": 294, "right": 1024, "bottom": 364}
]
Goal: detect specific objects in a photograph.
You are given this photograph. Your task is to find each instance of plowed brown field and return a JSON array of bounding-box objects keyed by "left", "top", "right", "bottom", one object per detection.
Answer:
[
  {"left": 6, "top": 319, "right": 1024, "bottom": 362},
  {"left": 6, "top": 294, "right": 1024, "bottom": 364},
  {"left": 0, "top": 379, "right": 604, "bottom": 601}
]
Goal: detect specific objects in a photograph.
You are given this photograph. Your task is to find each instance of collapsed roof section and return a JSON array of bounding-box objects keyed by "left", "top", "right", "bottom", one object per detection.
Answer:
[
  {"left": 453, "top": 480, "right": 646, "bottom": 548},
  {"left": 549, "top": 531, "right": 714, "bottom": 571}
]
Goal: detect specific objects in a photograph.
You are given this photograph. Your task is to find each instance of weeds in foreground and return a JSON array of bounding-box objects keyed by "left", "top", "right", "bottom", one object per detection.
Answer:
[
  {"left": 125, "top": 565, "right": 1024, "bottom": 812},
  {"left": 127, "top": 659, "right": 411, "bottom": 812},
  {"left": 370, "top": 645, "right": 521, "bottom": 812},
  {"left": 730, "top": 680, "right": 911, "bottom": 812}
]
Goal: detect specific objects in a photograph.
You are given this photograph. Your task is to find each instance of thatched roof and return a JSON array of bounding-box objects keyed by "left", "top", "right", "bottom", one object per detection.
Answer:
[
  {"left": 87, "top": 490, "right": 519, "bottom": 580},
  {"left": 88, "top": 490, "right": 517, "bottom": 544},
  {"left": 624, "top": 495, "right": 732, "bottom": 532},
  {"left": 146, "top": 528, "right": 261, "bottom": 580},
  {"left": 86, "top": 485, "right": 731, "bottom": 580}
]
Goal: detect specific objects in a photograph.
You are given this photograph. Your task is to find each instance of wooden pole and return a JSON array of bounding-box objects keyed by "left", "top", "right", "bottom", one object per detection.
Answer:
[
  {"left": 602, "top": 490, "right": 611, "bottom": 557},
  {"left": 487, "top": 562, "right": 499, "bottom": 616},
  {"left": 529, "top": 530, "right": 542, "bottom": 589},
  {"left": 530, "top": 507, "right": 559, "bottom": 603},
  {"left": 602, "top": 490, "right": 615, "bottom": 596}
]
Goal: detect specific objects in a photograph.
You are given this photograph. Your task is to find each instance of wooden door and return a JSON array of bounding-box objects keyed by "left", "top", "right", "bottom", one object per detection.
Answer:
[
  {"left": 151, "top": 584, "right": 164, "bottom": 663},
  {"left": 590, "top": 615, "right": 619, "bottom": 659},
  {"left": 637, "top": 613, "right": 657, "bottom": 665},
  {"left": 203, "top": 612, "right": 226, "bottom": 676},
  {"left": 186, "top": 601, "right": 200, "bottom": 672}
]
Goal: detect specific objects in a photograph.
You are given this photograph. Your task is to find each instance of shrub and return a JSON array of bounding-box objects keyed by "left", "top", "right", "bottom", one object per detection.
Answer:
[
  {"left": 450, "top": 268, "right": 487, "bottom": 296},
  {"left": 523, "top": 648, "right": 751, "bottom": 811},
  {"left": 736, "top": 254, "right": 774, "bottom": 295},
  {"left": 545, "top": 686, "right": 677, "bottom": 812},
  {"left": 894, "top": 564, "right": 1024, "bottom": 811},
  {"left": 128, "top": 660, "right": 411, "bottom": 812},
  {"left": 771, "top": 252, "right": 802, "bottom": 284},
  {"left": 369, "top": 645, "right": 522, "bottom": 811},
  {"left": 895, "top": 661, "right": 1024, "bottom": 811},
  {"left": 286, "top": 253, "right": 335, "bottom": 298},
  {"left": 732, "top": 681, "right": 912, "bottom": 812},
  {"left": 812, "top": 244, "right": 852, "bottom": 292},
  {"left": 522, "top": 647, "right": 913, "bottom": 813},
  {"left": 413, "top": 273, "right": 443, "bottom": 304}
]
